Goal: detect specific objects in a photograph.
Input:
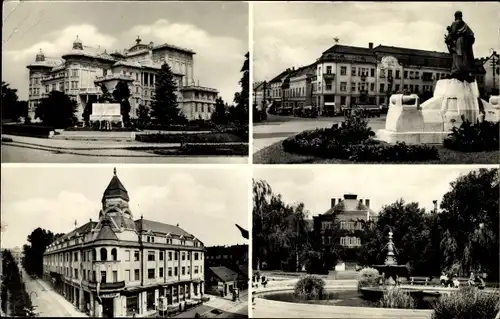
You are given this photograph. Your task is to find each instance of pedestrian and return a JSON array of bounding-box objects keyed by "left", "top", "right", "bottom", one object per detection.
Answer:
[{"left": 440, "top": 272, "right": 449, "bottom": 286}]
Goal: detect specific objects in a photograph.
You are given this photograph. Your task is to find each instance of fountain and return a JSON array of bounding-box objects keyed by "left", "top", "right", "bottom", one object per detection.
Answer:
[{"left": 371, "top": 231, "right": 409, "bottom": 285}]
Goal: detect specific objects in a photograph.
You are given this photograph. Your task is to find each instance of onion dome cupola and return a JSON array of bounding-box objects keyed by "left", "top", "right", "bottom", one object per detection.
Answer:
[
  {"left": 72, "top": 35, "right": 83, "bottom": 50},
  {"left": 35, "top": 49, "right": 45, "bottom": 62}
]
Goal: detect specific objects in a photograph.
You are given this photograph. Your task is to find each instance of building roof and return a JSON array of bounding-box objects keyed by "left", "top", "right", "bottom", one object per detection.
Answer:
[
  {"left": 288, "top": 63, "right": 316, "bottom": 79},
  {"left": 269, "top": 69, "right": 293, "bottom": 83},
  {"left": 95, "top": 220, "right": 119, "bottom": 241},
  {"left": 209, "top": 266, "right": 239, "bottom": 283},
  {"left": 323, "top": 44, "right": 374, "bottom": 56},
  {"left": 135, "top": 218, "right": 194, "bottom": 238},
  {"left": 56, "top": 221, "right": 97, "bottom": 243},
  {"left": 322, "top": 194, "right": 377, "bottom": 218},
  {"left": 102, "top": 168, "right": 129, "bottom": 202}
]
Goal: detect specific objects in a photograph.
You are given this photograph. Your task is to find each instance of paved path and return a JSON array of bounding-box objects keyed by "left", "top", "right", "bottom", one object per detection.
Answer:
[
  {"left": 1, "top": 144, "right": 248, "bottom": 163},
  {"left": 252, "top": 115, "right": 387, "bottom": 154},
  {"left": 22, "top": 271, "right": 87, "bottom": 317}
]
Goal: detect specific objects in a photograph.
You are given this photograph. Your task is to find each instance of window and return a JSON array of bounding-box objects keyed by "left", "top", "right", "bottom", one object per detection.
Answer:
[
  {"left": 168, "top": 252, "right": 172, "bottom": 260},
  {"left": 326, "top": 66, "right": 332, "bottom": 74},
  {"left": 100, "top": 248, "right": 107, "bottom": 261},
  {"left": 74, "top": 269, "right": 78, "bottom": 279},
  {"left": 351, "top": 67, "right": 356, "bottom": 76},
  {"left": 125, "top": 250, "right": 130, "bottom": 261},
  {"left": 159, "top": 251, "right": 164, "bottom": 261},
  {"left": 148, "top": 269, "right": 155, "bottom": 279},
  {"left": 168, "top": 267, "right": 172, "bottom": 277},
  {"left": 111, "top": 248, "right": 117, "bottom": 261},
  {"left": 93, "top": 271, "right": 96, "bottom": 282},
  {"left": 325, "top": 80, "right": 332, "bottom": 91},
  {"left": 174, "top": 252, "right": 178, "bottom": 261},
  {"left": 379, "top": 83, "right": 385, "bottom": 93},
  {"left": 147, "top": 251, "right": 155, "bottom": 261},
  {"left": 370, "top": 83, "right": 375, "bottom": 91},
  {"left": 340, "top": 82, "right": 347, "bottom": 92},
  {"left": 187, "top": 266, "right": 190, "bottom": 275},
  {"left": 370, "top": 68, "right": 375, "bottom": 77},
  {"left": 74, "top": 252, "right": 78, "bottom": 261},
  {"left": 174, "top": 267, "right": 178, "bottom": 276},
  {"left": 83, "top": 271, "right": 86, "bottom": 280},
  {"left": 125, "top": 270, "right": 130, "bottom": 282},
  {"left": 388, "top": 69, "right": 393, "bottom": 79},
  {"left": 404, "top": 70, "right": 408, "bottom": 79},
  {"left": 134, "top": 269, "right": 140, "bottom": 281},
  {"left": 395, "top": 84, "right": 400, "bottom": 92},
  {"left": 395, "top": 70, "right": 400, "bottom": 79},
  {"left": 181, "top": 267, "right": 185, "bottom": 275},
  {"left": 101, "top": 271, "right": 107, "bottom": 283},
  {"left": 351, "top": 82, "right": 356, "bottom": 92},
  {"left": 194, "top": 266, "right": 199, "bottom": 274},
  {"left": 194, "top": 252, "right": 199, "bottom": 260},
  {"left": 415, "top": 72, "right": 420, "bottom": 80},
  {"left": 159, "top": 267, "right": 164, "bottom": 278},
  {"left": 415, "top": 85, "right": 420, "bottom": 93},
  {"left": 113, "top": 271, "right": 118, "bottom": 283}
]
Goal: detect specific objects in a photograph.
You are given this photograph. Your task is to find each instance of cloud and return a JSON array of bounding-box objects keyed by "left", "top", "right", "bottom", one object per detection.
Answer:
[
  {"left": 1, "top": 170, "right": 248, "bottom": 249},
  {"left": 126, "top": 19, "right": 246, "bottom": 102},
  {"left": 253, "top": 2, "right": 499, "bottom": 82}
]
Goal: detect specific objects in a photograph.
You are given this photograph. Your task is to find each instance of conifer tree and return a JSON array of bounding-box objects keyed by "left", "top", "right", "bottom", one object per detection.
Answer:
[{"left": 151, "top": 62, "right": 186, "bottom": 125}]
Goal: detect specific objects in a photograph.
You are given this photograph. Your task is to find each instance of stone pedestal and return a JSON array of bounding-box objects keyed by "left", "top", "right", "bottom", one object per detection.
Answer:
[{"left": 377, "top": 80, "right": 498, "bottom": 144}]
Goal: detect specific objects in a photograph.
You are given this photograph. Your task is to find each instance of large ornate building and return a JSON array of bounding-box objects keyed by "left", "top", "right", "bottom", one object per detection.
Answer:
[
  {"left": 265, "top": 42, "right": 487, "bottom": 115},
  {"left": 42, "top": 168, "right": 205, "bottom": 317},
  {"left": 27, "top": 36, "right": 218, "bottom": 121}
]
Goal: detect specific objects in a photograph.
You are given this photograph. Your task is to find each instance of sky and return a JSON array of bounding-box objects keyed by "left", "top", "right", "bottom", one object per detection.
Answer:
[
  {"left": 2, "top": 1, "right": 248, "bottom": 103},
  {"left": 253, "top": 1, "right": 500, "bottom": 82},
  {"left": 1, "top": 165, "right": 249, "bottom": 249},
  {"left": 253, "top": 165, "right": 497, "bottom": 218}
]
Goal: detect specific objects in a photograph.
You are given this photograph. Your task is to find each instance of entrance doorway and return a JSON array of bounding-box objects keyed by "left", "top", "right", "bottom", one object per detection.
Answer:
[{"left": 102, "top": 298, "right": 114, "bottom": 318}]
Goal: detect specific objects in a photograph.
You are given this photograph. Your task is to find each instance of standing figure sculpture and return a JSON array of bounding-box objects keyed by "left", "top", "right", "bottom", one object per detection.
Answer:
[{"left": 445, "top": 11, "right": 476, "bottom": 82}]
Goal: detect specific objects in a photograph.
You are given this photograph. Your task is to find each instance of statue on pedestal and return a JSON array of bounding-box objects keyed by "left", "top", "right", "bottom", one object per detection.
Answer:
[{"left": 445, "top": 11, "right": 476, "bottom": 82}]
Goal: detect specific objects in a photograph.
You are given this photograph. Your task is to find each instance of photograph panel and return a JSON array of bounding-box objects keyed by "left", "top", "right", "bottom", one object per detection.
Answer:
[
  {"left": 2, "top": 1, "right": 249, "bottom": 163},
  {"left": 252, "top": 165, "right": 499, "bottom": 318},
  {"left": 252, "top": 2, "right": 500, "bottom": 164},
  {"left": 1, "top": 165, "right": 249, "bottom": 317}
]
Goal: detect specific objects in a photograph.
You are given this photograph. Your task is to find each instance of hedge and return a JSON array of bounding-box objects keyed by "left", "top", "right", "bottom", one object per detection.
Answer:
[
  {"left": 1, "top": 124, "right": 54, "bottom": 138},
  {"left": 136, "top": 132, "right": 245, "bottom": 144},
  {"left": 444, "top": 119, "right": 499, "bottom": 152}
]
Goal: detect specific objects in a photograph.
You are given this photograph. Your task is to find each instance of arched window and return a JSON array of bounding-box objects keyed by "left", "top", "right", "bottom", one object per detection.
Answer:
[
  {"left": 92, "top": 249, "right": 97, "bottom": 261},
  {"left": 111, "top": 248, "right": 117, "bottom": 261},
  {"left": 100, "top": 248, "right": 107, "bottom": 261}
]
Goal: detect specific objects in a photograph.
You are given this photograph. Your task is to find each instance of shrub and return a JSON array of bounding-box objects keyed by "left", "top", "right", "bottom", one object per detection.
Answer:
[
  {"left": 379, "top": 288, "right": 416, "bottom": 309},
  {"left": 357, "top": 267, "right": 380, "bottom": 290},
  {"left": 178, "top": 143, "right": 248, "bottom": 156},
  {"left": 1, "top": 124, "right": 54, "bottom": 138},
  {"left": 135, "top": 132, "right": 244, "bottom": 144},
  {"left": 348, "top": 141, "right": 439, "bottom": 162},
  {"left": 294, "top": 275, "right": 326, "bottom": 300},
  {"left": 431, "top": 286, "right": 500, "bottom": 319},
  {"left": 444, "top": 118, "right": 500, "bottom": 152}
]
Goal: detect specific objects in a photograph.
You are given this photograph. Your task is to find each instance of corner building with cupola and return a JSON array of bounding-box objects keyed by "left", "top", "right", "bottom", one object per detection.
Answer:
[
  {"left": 42, "top": 168, "right": 205, "bottom": 317},
  {"left": 27, "top": 36, "right": 218, "bottom": 122}
]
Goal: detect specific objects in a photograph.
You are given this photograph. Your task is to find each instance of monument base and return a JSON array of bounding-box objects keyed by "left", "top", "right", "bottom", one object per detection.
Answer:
[{"left": 377, "top": 80, "right": 499, "bottom": 145}]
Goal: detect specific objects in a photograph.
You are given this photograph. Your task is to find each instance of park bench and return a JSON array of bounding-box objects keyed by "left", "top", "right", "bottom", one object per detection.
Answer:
[{"left": 410, "top": 276, "right": 430, "bottom": 286}]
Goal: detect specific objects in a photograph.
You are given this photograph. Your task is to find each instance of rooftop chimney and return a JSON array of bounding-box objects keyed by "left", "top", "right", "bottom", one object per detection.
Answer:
[
  {"left": 369, "top": 42, "right": 373, "bottom": 49},
  {"left": 331, "top": 198, "right": 336, "bottom": 208},
  {"left": 365, "top": 199, "right": 370, "bottom": 208}
]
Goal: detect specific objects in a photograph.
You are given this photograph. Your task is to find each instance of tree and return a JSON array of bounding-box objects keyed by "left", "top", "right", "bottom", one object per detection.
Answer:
[
  {"left": 82, "top": 95, "right": 98, "bottom": 125},
  {"left": 231, "top": 52, "right": 249, "bottom": 124},
  {"left": 113, "top": 80, "right": 132, "bottom": 126},
  {"left": 2, "top": 249, "right": 34, "bottom": 316},
  {"left": 35, "top": 91, "right": 77, "bottom": 128},
  {"left": 151, "top": 62, "right": 186, "bottom": 125},
  {"left": 136, "top": 103, "right": 150, "bottom": 123},
  {"left": 1, "top": 81, "right": 19, "bottom": 120},
  {"left": 211, "top": 97, "right": 227, "bottom": 124},
  {"left": 14, "top": 101, "right": 29, "bottom": 121},
  {"left": 98, "top": 84, "right": 113, "bottom": 103},
  {"left": 22, "top": 228, "right": 64, "bottom": 278},
  {"left": 439, "top": 168, "right": 499, "bottom": 279}
]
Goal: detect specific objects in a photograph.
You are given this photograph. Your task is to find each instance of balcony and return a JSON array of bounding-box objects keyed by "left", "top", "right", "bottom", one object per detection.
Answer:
[
  {"left": 87, "top": 281, "right": 126, "bottom": 290},
  {"left": 323, "top": 73, "right": 335, "bottom": 80},
  {"left": 95, "top": 74, "right": 134, "bottom": 82}
]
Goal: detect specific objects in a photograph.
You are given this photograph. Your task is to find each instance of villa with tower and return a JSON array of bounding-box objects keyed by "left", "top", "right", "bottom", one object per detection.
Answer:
[
  {"left": 27, "top": 36, "right": 218, "bottom": 122},
  {"left": 42, "top": 168, "right": 205, "bottom": 317}
]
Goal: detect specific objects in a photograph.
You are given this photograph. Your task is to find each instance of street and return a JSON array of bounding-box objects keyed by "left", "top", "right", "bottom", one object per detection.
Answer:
[
  {"left": 21, "top": 270, "right": 86, "bottom": 317},
  {"left": 252, "top": 115, "right": 387, "bottom": 154},
  {"left": 1, "top": 144, "right": 248, "bottom": 163}
]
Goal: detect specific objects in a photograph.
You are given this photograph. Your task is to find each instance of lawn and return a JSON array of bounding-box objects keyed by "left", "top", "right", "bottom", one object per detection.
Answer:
[{"left": 253, "top": 139, "right": 500, "bottom": 164}]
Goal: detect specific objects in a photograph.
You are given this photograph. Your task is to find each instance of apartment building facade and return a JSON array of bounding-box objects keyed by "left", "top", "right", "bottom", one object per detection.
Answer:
[
  {"left": 42, "top": 168, "right": 205, "bottom": 318},
  {"left": 282, "top": 64, "right": 316, "bottom": 111},
  {"left": 27, "top": 36, "right": 218, "bottom": 122}
]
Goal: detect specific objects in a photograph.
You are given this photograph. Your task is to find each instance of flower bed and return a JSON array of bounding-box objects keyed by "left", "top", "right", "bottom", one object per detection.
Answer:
[
  {"left": 282, "top": 115, "right": 439, "bottom": 162},
  {"left": 1, "top": 124, "right": 55, "bottom": 138},
  {"left": 443, "top": 119, "right": 499, "bottom": 152},
  {"left": 136, "top": 132, "right": 244, "bottom": 144}
]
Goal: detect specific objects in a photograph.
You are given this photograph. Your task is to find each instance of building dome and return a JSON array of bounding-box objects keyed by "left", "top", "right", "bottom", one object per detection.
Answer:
[
  {"left": 72, "top": 35, "right": 83, "bottom": 50},
  {"left": 35, "top": 49, "right": 45, "bottom": 62},
  {"left": 102, "top": 167, "right": 130, "bottom": 203}
]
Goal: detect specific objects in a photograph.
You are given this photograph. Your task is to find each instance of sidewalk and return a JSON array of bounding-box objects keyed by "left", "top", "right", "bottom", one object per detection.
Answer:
[{"left": 34, "top": 278, "right": 88, "bottom": 317}]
